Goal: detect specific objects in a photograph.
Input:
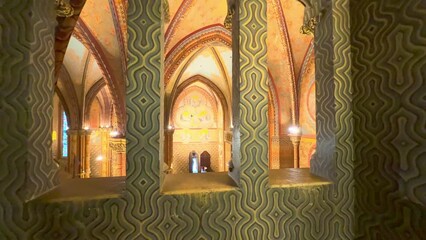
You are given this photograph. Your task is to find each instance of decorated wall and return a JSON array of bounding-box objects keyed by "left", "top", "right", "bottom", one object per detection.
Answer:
[
  {"left": 171, "top": 85, "right": 225, "bottom": 173},
  {"left": 350, "top": 0, "right": 426, "bottom": 238},
  {"left": 299, "top": 51, "right": 316, "bottom": 168},
  {"left": 0, "top": 0, "right": 425, "bottom": 240}
]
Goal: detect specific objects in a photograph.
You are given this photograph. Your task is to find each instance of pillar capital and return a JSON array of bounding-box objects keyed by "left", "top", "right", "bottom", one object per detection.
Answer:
[
  {"left": 109, "top": 138, "right": 126, "bottom": 153},
  {"left": 288, "top": 134, "right": 302, "bottom": 145},
  {"left": 165, "top": 128, "right": 175, "bottom": 135}
]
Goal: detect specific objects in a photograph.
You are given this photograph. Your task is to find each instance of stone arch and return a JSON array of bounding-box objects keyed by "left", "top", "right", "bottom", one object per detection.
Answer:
[
  {"left": 165, "top": 24, "right": 232, "bottom": 86},
  {"left": 56, "top": 66, "right": 81, "bottom": 129},
  {"left": 73, "top": 21, "right": 125, "bottom": 133},
  {"left": 84, "top": 78, "right": 106, "bottom": 128}
]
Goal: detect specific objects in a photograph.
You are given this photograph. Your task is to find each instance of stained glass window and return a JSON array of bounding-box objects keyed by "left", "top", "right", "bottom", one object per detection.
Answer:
[{"left": 62, "top": 111, "right": 68, "bottom": 157}]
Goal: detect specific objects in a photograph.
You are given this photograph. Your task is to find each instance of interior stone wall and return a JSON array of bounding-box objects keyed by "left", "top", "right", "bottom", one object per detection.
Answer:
[
  {"left": 350, "top": 0, "right": 426, "bottom": 238},
  {"left": 279, "top": 135, "right": 294, "bottom": 168},
  {"left": 299, "top": 138, "right": 315, "bottom": 168},
  {"left": 172, "top": 142, "right": 220, "bottom": 173},
  {"left": 299, "top": 51, "right": 315, "bottom": 135},
  {"left": 89, "top": 130, "right": 103, "bottom": 177}
]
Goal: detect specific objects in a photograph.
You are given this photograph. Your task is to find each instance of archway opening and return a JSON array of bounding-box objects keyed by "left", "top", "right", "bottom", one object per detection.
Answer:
[{"left": 168, "top": 81, "right": 230, "bottom": 173}]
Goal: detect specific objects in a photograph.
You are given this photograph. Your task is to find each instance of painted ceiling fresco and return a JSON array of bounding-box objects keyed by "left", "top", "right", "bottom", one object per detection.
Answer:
[
  {"left": 173, "top": 86, "right": 218, "bottom": 129},
  {"left": 59, "top": 0, "right": 314, "bottom": 136},
  {"left": 62, "top": 36, "right": 104, "bottom": 108},
  {"left": 163, "top": 0, "right": 313, "bottom": 132}
]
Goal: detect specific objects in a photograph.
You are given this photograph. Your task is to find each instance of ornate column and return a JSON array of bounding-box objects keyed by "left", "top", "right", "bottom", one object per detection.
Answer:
[
  {"left": 289, "top": 134, "right": 302, "bottom": 168},
  {"left": 164, "top": 127, "right": 174, "bottom": 170},
  {"left": 80, "top": 130, "right": 91, "bottom": 178},
  {"left": 67, "top": 129, "right": 80, "bottom": 177},
  {"left": 67, "top": 129, "right": 92, "bottom": 178},
  {"left": 224, "top": 130, "right": 233, "bottom": 172},
  {"left": 270, "top": 135, "right": 280, "bottom": 169},
  {"left": 100, "top": 127, "right": 111, "bottom": 177},
  {"left": 109, "top": 138, "right": 126, "bottom": 176},
  {"left": 0, "top": 0, "right": 57, "bottom": 202},
  {"left": 230, "top": 0, "right": 269, "bottom": 191}
]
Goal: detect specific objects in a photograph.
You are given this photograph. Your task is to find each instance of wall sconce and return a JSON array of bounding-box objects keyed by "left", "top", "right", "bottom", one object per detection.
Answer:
[
  {"left": 84, "top": 126, "right": 90, "bottom": 130},
  {"left": 96, "top": 155, "right": 104, "bottom": 161}
]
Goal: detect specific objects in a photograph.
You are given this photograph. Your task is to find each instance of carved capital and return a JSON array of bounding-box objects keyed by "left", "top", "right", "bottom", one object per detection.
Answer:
[
  {"left": 300, "top": 17, "right": 317, "bottom": 35},
  {"left": 163, "top": 0, "right": 170, "bottom": 23},
  {"left": 109, "top": 139, "right": 126, "bottom": 153},
  {"left": 224, "top": 0, "right": 236, "bottom": 30},
  {"left": 55, "top": 0, "right": 74, "bottom": 17},
  {"left": 288, "top": 134, "right": 302, "bottom": 145}
]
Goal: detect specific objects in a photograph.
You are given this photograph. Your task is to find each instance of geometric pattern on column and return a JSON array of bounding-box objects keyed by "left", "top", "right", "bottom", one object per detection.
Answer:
[
  {"left": 0, "top": 0, "right": 57, "bottom": 237},
  {"left": 126, "top": 0, "right": 162, "bottom": 234},
  {"left": 238, "top": 0, "right": 270, "bottom": 211},
  {"left": 2, "top": 0, "right": 424, "bottom": 239},
  {"left": 351, "top": 0, "right": 426, "bottom": 238}
]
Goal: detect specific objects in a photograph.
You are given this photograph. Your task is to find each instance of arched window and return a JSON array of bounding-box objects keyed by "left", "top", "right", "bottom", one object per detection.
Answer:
[{"left": 62, "top": 111, "right": 69, "bottom": 157}]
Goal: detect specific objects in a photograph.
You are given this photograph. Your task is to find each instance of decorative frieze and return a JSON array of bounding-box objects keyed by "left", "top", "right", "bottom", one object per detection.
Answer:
[{"left": 109, "top": 138, "right": 126, "bottom": 153}]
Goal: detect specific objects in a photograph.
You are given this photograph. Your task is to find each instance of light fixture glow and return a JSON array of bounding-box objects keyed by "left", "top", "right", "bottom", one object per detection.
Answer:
[
  {"left": 110, "top": 130, "right": 119, "bottom": 137},
  {"left": 288, "top": 126, "right": 301, "bottom": 135},
  {"left": 96, "top": 155, "right": 104, "bottom": 161}
]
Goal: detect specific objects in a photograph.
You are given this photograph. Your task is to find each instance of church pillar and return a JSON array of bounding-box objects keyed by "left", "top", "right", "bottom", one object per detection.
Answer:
[
  {"left": 80, "top": 130, "right": 91, "bottom": 178},
  {"left": 289, "top": 134, "right": 301, "bottom": 168},
  {"left": 0, "top": 0, "right": 57, "bottom": 204},
  {"left": 224, "top": 130, "right": 232, "bottom": 172},
  {"left": 127, "top": 0, "right": 163, "bottom": 191},
  {"left": 100, "top": 128, "right": 111, "bottom": 177},
  {"left": 230, "top": 0, "right": 269, "bottom": 190},
  {"left": 164, "top": 127, "right": 174, "bottom": 170},
  {"left": 67, "top": 129, "right": 79, "bottom": 177},
  {"left": 67, "top": 129, "right": 91, "bottom": 178},
  {"left": 109, "top": 138, "right": 126, "bottom": 176},
  {"left": 270, "top": 135, "right": 280, "bottom": 169}
]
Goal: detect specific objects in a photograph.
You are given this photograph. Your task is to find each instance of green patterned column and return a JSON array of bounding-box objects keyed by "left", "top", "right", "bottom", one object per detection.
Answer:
[
  {"left": 350, "top": 0, "right": 426, "bottom": 238},
  {"left": 126, "top": 0, "right": 163, "bottom": 231},
  {"left": 0, "top": 0, "right": 57, "bottom": 237},
  {"left": 238, "top": 0, "right": 269, "bottom": 193},
  {"left": 308, "top": 0, "right": 356, "bottom": 238}
]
